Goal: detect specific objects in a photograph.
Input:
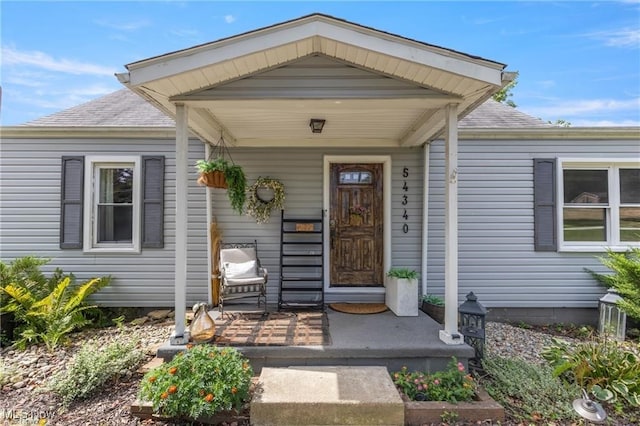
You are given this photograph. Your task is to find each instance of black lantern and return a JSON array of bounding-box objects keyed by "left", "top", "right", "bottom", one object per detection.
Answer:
[
  {"left": 309, "top": 118, "right": 326, "bottom": 133},
  {"left": 459, "top": 292, "right": 487, "bottom": 369}
]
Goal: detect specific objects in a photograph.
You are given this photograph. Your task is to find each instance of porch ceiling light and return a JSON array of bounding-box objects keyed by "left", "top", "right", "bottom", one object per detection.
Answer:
[{"left": 309, "top": 118, "right": 326, "bottom": 133}]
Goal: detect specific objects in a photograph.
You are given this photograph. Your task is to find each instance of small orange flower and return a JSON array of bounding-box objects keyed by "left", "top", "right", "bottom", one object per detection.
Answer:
[
  {"left": 242, "top": 362, "right": 249, "bottom": 370},
  {"left": 231, "top": 387, "right": 238, "bottom": 394},
  {"left": 168, "top": 385, "right": 178, "bottom": 394},
  {"left": 160, "top": 392, "right": 169, "bottom": 399},
  {"left": 148, "top": 376, "right": 157, "bottom": 383},
  {"left": 205, "top": 393, "right": 214, "bottom": 402},
  {"left": 168, "top": 367, "right": 178, "bottom": 375}
]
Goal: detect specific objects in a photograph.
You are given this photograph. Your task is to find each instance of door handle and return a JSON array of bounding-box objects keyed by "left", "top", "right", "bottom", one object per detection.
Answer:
[{"left": 329, "top": 219, "right": 336, "bottom": 249}]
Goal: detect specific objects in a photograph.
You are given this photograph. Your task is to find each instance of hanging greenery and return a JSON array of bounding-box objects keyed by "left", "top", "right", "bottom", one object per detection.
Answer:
[
  {"left": 195, "top": 135, "right": 247, "bottom": 215},
  {"left": 246, "top": 177, "right": 285, "bottom": 224}
]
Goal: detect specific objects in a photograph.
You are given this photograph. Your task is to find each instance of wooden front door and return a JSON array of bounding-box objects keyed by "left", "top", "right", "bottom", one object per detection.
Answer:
[{"left": 330, "top": 163, "right": 383, "bottom": 286}]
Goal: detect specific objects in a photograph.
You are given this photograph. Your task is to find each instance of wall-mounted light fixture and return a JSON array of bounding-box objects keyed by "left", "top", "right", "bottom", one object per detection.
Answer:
[{"left": 309, "top": 118, "right": 326, "bottom": 133}]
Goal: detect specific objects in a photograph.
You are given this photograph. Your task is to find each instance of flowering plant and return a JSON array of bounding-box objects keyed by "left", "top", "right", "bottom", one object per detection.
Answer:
[
  {"left": 349, "top": 205, "right": 368, "bottom": 217},
  {"left": 392, "top": 357, "right": 476, "bottom": 403},
  {"left": 138, "top": 345, "right": 253, "bottom": 419}
]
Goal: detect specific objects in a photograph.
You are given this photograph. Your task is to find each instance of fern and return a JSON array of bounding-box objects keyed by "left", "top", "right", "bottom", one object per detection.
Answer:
[{"left": 0, "top": 258, "right": 111, "bottom": 350}]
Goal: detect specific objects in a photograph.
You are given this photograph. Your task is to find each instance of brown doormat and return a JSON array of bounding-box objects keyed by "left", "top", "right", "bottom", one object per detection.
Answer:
[
  {"left": 329, "top": 303, "right": 389, "bottom": 314},
  {"left": 213, "top": 312, "right": 330, "bottom": 346}
]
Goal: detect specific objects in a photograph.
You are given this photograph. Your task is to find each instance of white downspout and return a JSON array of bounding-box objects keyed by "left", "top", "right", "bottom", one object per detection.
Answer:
[
  {"left": 421, "top": 143, "right": 429, "bottom": 298},
  {"left": 440, "top": 104, "right": 464, "bottom": 345},
  {"left": 171, "top": 103, "right": 189, "bottom": 345}
]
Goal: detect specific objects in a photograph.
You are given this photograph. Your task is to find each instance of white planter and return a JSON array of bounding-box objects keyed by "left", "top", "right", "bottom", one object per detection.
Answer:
[{"left": 385, "top": 277, "right": 419, "bottom": 316}]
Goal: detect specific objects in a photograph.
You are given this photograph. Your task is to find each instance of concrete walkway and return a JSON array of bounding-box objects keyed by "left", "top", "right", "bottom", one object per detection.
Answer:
[{"left": 251, "top": 366, "right": 404, "bottom": 426}]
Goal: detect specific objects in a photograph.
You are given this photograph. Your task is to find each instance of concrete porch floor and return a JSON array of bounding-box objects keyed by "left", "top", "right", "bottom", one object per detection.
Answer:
[{"left": 157, "top": 305, "right": 474, "bottom": 373}]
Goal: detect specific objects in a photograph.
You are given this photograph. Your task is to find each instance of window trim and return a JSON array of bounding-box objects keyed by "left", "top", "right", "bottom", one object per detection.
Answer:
[
  {"left": 557, "top": 158, "right": 640, "bottom": 252},
  {"left": 83, "top": 156, "right": 141, "bottom": 253}
]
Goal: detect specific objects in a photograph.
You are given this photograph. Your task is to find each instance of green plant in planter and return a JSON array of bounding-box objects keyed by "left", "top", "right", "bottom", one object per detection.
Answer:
[
  {"left": 392, "top": 357, "right": 476, "bottom": 403},
  {"left": 422, "top": 294, "right": 444, "bottom": 306},
  {"left": 387, "top": 267, "right": 418, "bottom": 280},
  {"left": 195, "top": 157, "right": 228, "bottom": 173},
  {"left": 195, "top": 158, "right": 247, "bottom": 215},
  {"left": 139, "top": 345, "right": 253, "bottom": 420}
]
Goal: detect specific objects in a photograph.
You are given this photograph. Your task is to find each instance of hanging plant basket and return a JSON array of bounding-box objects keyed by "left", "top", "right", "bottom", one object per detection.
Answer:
[
  {"left": 195, "top": 136, "right": 247, "bottom": 215},
  {"left": 197, "top": 170, "right": 228, "bottom": 189}
]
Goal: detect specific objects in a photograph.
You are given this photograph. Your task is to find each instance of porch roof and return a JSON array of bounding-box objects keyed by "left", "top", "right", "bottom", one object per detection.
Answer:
[{"left": 116, "top": 13, "right": 512, "bottom": 148}]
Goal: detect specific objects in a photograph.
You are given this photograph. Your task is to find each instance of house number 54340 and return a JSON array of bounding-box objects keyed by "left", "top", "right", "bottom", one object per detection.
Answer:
[{"left": 402, "top": 167, "right": 409, "bottom": 233}]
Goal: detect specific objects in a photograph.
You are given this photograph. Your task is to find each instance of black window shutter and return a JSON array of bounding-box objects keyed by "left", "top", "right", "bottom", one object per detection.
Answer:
[
  {"left": 142, "top": 156, "right": 165, "bottom": 248},
  {"left": 60, "top": 156, "right": 84, "bottom": 249},
  {"left": 534, "top": 158, "right": 557, "bottom": 251}
]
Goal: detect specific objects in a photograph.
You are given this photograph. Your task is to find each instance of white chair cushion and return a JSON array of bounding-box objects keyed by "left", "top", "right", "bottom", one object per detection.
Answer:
[
  {"left": 224, "top": 260, "right": 257, "bottom": 279},
  {"left": 224, "top": 276, "right": 265, "bottom": 286},
  {"left": 220, "top": 247, "right": 257, "bottom": 264}
]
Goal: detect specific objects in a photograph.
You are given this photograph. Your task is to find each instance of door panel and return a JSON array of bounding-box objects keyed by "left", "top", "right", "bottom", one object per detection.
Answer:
[{"left": 330, "top": 163, "right": 383, "bottom": 286}]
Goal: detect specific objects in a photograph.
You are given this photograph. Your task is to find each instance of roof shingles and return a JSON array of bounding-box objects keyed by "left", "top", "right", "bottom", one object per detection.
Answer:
[{"left": 24, "top": 89, "right": 549, "bottom": 129}]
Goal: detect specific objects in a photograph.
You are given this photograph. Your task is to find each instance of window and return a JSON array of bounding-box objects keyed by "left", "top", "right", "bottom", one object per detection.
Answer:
[
  {"left": 84, "top": 157, "right": 141, "bottom": 252},
  {"left": 60, "top": 155, "right": 164, "bottom": 251},
  {"left": 559, "top": 160, "right": 640, "bottom": 250}
]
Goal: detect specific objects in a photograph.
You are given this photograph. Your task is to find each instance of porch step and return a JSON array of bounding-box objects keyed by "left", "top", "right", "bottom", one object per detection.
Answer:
[{"left": 250, "top": 366, "right": 404, "bottom": 426}]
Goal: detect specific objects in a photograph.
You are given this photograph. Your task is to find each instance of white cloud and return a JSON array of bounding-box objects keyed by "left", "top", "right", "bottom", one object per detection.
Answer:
[
  {"left": 94, "top": 19, "right": 150, "bottom": 32},
  {"left": 12, "top": 84, "right": 118, "bottom": 110},
  {"left": 2, "top": 46, "right": 116, "bottom": 76},
  {"left": 571, "top": 118, "right": 640, "bottom": 127},
  {"left": 586, "top": 27, "right": 640, "bottom": 48},
  {"left": 170, "top": 28, "right": 201, "bottom": 38},
  {"left": 522, "top": 97, "right": 640, "bottom": 118},
  {"left": 224, "top": 15, "right": 236, "bottom": 24},
  {"left": 536, "top": 80, "right": 556, "bottom": 90}
]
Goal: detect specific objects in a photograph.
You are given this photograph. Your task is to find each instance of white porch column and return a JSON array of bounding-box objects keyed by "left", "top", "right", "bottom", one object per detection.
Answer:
[
  {"left": 421, "top": 143, "right": 430, "bottom": 297},
  {"left": 205, "top": 143, "right": 213, "bottom": 304},
  {"left": 170, "top": 103, "right": 190, "bottom": 345},
  {"left": 439, "top": 104, "right": 464, "bottom": 345}
]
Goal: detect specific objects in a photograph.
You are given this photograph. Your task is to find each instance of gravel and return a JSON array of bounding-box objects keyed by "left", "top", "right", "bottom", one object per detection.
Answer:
[{"left": 0, "top": 319, "right": 580, "bottom": 425}]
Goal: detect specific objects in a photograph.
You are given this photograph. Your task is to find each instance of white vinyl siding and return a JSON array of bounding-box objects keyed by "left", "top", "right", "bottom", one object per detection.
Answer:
[
  {"left": 0, "top": 138, "right": 422, "bottom": 307},
  {"left": 0, "top": 138, "right": 184, "bottom": 307},
  {"left": 427, "top": 137, "right": 640, "bottom": 309}
]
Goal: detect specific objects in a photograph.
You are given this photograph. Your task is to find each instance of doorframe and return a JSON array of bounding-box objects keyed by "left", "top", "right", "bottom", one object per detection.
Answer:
[{"left": 323, "top": 155, "right": 392, "bottom": 294}]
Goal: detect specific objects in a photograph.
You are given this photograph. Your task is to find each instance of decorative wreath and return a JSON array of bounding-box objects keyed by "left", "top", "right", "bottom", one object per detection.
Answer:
[{"left": 246, "top": 177, "right": 285, "bottom": 224}]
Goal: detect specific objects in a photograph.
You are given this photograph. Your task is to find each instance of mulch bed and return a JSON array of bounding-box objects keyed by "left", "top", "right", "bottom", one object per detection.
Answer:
[{"left": 213, "top": 311, "right": 330, "bottom": 346}]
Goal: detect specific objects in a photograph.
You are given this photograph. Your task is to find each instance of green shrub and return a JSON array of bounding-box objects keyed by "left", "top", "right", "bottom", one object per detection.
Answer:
[
  {"left": 50, "top": 339, "right": 145, "bottom": 407},
  {"left": 481, "top": 355, "right": 580, "bottom": 422},
  {"left": 542, "top": 337, "right": 640, "bottom": 407},
  {"left": 392, "top": 358, "right": 476, "bottom": 403},
  {"left": 0, "top": 256, "right": 59, "bottom": 304},
  {"left": 139, "top": 345, "right": 253, "bottom": 419},
  {"left": 1, "top": 257, "right": 111, "bottom": 350},
  {"left": 586, "top": 248, "right": 640, "bottom": 321}
]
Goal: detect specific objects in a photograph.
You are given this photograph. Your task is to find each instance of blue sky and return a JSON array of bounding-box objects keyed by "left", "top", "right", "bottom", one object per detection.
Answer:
[{"left": 1, "top": 1, "right": 639, "bottom": 126}]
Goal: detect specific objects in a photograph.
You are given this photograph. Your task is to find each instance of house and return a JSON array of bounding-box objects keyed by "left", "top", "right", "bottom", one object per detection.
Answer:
[{"left": 1, "top": 14, "right": 638, "bottom": 346}]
